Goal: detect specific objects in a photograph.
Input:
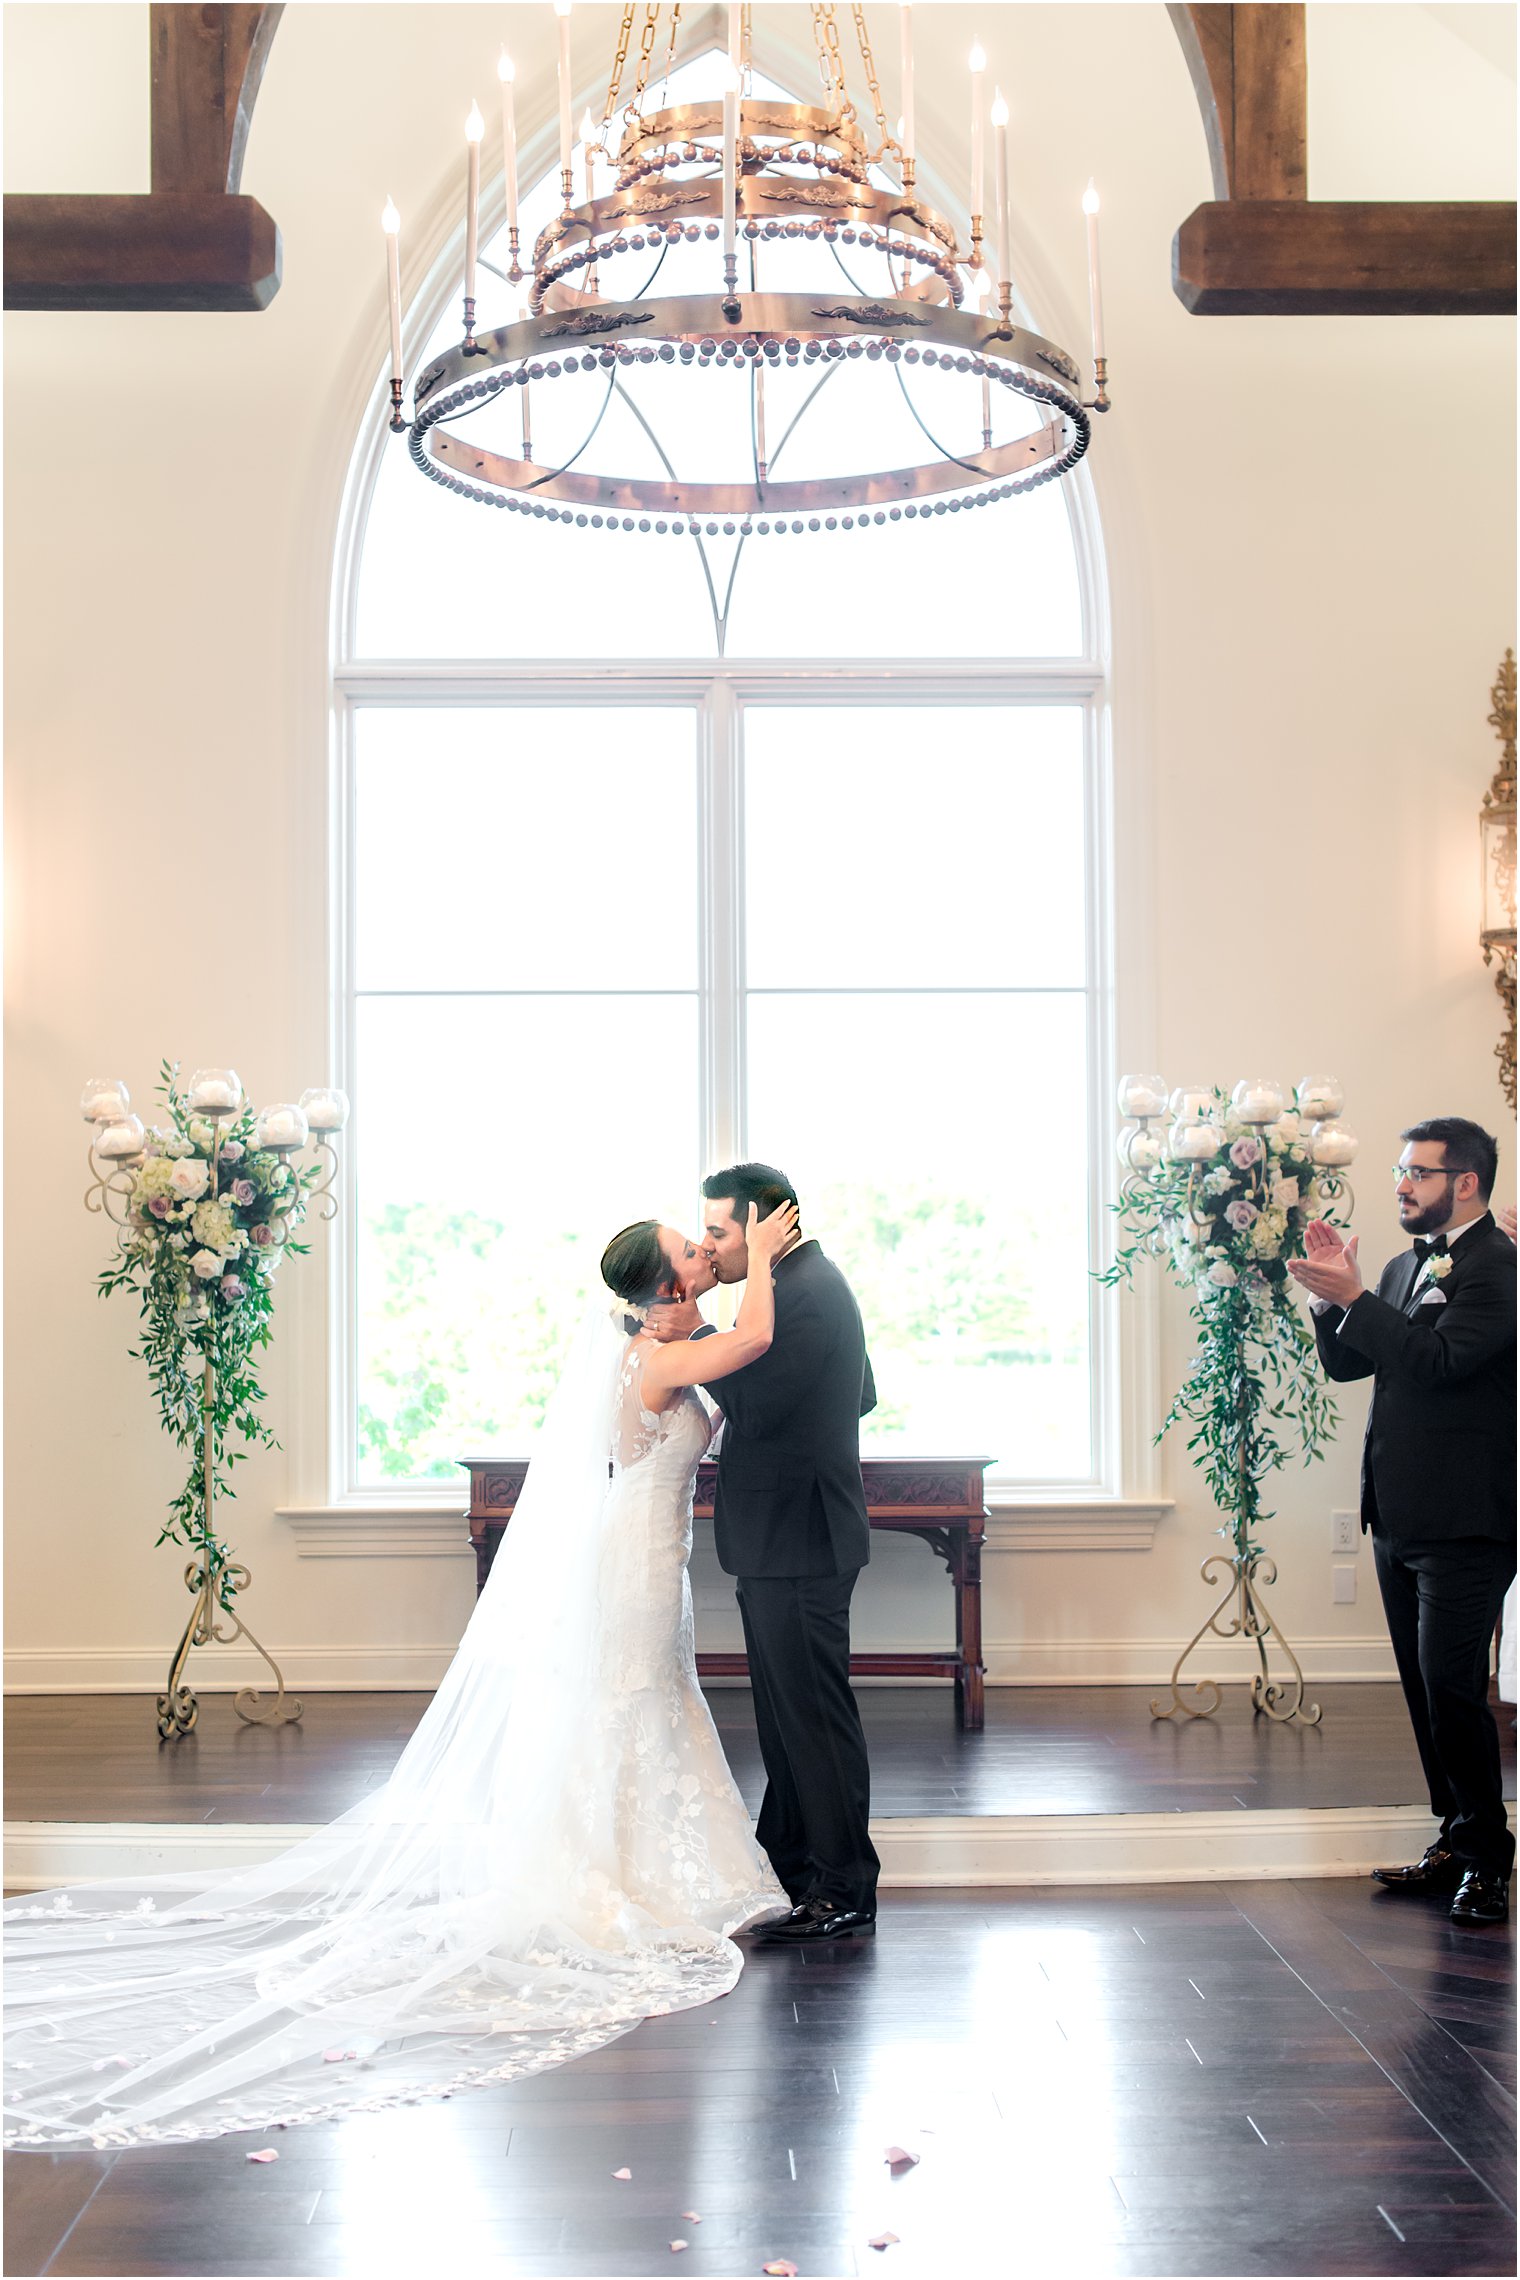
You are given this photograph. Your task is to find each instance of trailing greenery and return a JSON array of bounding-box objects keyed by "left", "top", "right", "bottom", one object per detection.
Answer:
[
  {"left": 96, "top": 1062, "right": 315, "bottom": 1609},
  {"left": 1101, "top": 1096, "right": 1339, "bottom": 1560}
]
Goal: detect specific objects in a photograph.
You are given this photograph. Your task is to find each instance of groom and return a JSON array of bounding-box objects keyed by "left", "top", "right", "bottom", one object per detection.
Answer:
[{"left": 653, "top": 1162, "right": 880, "bottom": 1940}]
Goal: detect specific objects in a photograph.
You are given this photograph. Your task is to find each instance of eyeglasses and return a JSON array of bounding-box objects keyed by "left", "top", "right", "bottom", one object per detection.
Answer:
[{"left": 1391, "top": 1164, "right": 1456, "bottom": 1186}]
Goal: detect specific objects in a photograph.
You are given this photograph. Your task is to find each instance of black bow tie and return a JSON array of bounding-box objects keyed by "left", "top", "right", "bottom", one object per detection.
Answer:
[{"left": 1413, "top": 1236, "right": 1448, "bottom": 1262}]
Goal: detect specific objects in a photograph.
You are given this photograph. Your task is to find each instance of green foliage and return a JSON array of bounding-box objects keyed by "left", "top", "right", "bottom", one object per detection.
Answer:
[
  {"left": 1102, "top": 1097, "right": 1339, "bottom": 1557},
  {"left": 95, "top": 1060, "right": 316, "bottom": 1610}
]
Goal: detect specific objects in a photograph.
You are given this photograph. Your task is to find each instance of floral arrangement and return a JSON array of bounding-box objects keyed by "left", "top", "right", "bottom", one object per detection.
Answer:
[
  {"left": 96, "top": 1063, "right": 320, "bottom": 1608},
  {"left": 1103, "top": 1090, "right": 1342, "bottom": 1561}
]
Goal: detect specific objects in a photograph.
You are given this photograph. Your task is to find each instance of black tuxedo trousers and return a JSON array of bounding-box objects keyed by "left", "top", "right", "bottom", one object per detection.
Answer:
[{"left": 699, "top": 1245, "right": 880, "bottom": 1913}]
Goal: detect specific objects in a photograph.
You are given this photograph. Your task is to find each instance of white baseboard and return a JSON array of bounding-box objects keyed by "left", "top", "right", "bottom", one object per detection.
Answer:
[
  {"left": 4, "top": 1802, "right": 1475, "bottom": 1892},
  {"left": 3, "top": 1636, "right": 1400, "bottom": 1692}
]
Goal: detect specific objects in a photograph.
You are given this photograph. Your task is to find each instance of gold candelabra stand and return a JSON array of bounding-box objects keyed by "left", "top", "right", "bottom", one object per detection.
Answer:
[
  {"left": 83, "top": 1076, "right": 345, "bottom": 1740},
  {"left": 1115, "top": 1080, "right": 1355, "bottom": 1727}
]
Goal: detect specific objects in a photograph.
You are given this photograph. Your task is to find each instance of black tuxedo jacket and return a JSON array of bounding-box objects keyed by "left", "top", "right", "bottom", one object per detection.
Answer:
[
  {"left": 699, "top": 1242, "right": 876, "bottom": 1580},
  {"left": 1313, "top": 1212, "right": 1516, "bottom": 1548}
]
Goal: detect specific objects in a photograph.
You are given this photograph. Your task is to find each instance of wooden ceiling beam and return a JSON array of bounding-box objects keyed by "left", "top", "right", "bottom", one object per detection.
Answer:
[
  {"left": 1167, "top": 1, "right": 1516, "bottom": 316},
  {"left": 3, "top": 4, "right": 283, "bottom": 312}
]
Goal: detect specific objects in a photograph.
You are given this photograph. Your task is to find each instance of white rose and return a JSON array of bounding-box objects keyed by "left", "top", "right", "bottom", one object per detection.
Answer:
[
  {"left": 166, "top": 1138, "right": 194, "bottom": 1159},
  {"left": 1270, "top": 1113, "right": 1301, "bottom": 1146},
  {"left": 189, "top": 1249, "right": 224, "bottom": 1280},
  {"left": 169, "top": 1159, "right": 209, "bottom": 1201},
  {"left": 1271, "top": 1176, "right": 1300, "bottom": 1208},
  {"left": 1207, "top": 1260, "right": 1238, "bottom": 1287}
]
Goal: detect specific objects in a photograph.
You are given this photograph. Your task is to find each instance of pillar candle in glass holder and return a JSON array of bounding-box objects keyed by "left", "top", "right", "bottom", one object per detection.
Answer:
[
  {"left": 1231, "top": 1078, "right": 1284, "bottom": 1126},
  {"left": 1168, "top": 1086, "right": 1213, "bottom": 1126},
  {"left": 257, "top": 1104, "right": 309, "bottom": 1152},
  {"left": 97, "top": 1115, "right": 147, "bottom": 1161},
  {"left": 1296, "top": 1075, "right": 1344, "bottom": 1121},
  {"left": 1119, "top": 1126, "right": 1164, "bottom": 1172},
  {"left": 1310, "top": 1120, "right": 1358, "bottom": 1167},
  {"left": 1117, "top": 1073, "right": 1167, "bottom": 1119},
  {"left": 1169, "top": 1119, "right": 1220, "bottom": 1163},
  {"left": 188, "top": 1069, "right": 241, "bottom": 1112},
  {"left": 81, "top": 1077, "right": 130, "bottom": 1125},
  {"left": 299, "top": 1087, "right": 350, "bottom": 1133}
]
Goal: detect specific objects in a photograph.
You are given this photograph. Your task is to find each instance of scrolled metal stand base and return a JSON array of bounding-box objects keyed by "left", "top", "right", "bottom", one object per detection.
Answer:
[
  {"left": 1151, "top": 1551, "right": 1322, "bottom": 1727},
  {"left": 156, "top": 1557, "right": 304, "bottom": 1741}
]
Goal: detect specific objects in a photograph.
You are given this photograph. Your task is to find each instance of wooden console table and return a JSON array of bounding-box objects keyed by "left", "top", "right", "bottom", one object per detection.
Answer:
[{"left": 461, "top": 1454, "right": 992, "bottom": 1730}]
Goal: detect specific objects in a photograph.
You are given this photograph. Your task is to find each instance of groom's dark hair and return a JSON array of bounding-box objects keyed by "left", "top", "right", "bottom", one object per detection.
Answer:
[
  {"left": 702, "top": 1162, "right": 800, "bottom": 1232},
  {"left": 1400, "top": 1116, "right": 1498, "bottom": 1200}
]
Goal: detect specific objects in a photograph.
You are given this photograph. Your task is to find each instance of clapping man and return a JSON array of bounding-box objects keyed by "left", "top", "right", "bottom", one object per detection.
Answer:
[{"left": 1289, "top": 1118, "right": 1516, "bottom": 1925}]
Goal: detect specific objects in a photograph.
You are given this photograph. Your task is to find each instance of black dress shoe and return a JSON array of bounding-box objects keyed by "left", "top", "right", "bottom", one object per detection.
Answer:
[
  {"left": 1371, "top": 1843, "right": 1463, "bottom": 1894},
  {"left": 1450, "top": 1870, "right": 1510, "bottom": 1927},
  {"left": 757, "top": 1898, "right": 876, "bottom": 1942}
]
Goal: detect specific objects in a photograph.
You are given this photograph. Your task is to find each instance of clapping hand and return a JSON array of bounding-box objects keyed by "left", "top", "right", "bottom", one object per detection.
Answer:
[
  {"left": 746, "top": 1199, "right": 800, "bottom": 1269},
  {"left": 1500, "top": 1205, "right": 1517, "bottom": 1245},
  {"left": 1288, "top": 1219, "right": 1364, "bottom": 1309}
]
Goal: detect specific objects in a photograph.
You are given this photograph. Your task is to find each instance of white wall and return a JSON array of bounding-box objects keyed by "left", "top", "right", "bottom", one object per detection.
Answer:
[{"left": 5, "top": 3, "right": 1514, "bottom": 1693}]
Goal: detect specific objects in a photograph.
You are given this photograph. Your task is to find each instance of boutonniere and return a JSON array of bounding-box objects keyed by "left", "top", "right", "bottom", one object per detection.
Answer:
[{"left": 1427, "top": 1255, "right": 1452, "bottom": 1281}]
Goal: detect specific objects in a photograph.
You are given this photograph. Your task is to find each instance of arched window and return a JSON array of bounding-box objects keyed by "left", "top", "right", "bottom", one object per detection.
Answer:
[{"left": 337, "top": 47, "right": 1108, "bottom": 1498}]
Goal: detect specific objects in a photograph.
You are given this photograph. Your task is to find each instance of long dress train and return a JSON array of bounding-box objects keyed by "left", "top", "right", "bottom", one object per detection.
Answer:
[{"left": 4, "top": 1310, "right": 786, "bottom": 2149}]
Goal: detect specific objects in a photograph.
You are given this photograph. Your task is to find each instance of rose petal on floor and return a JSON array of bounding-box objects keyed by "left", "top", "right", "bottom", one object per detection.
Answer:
[
  {"left": 322, "top": 2050, "right": 346, "bottom": 2064},
  {"left": 670, "top": 2243, "right": 688, "bottom": 2255},
  {"left": 612, "top": 2167, "right": 632, "bottom": 2181},
  {"left": 762, "top": 2262, "right": 799, "bottom": 2277},
  {"left": 245, "top": 2150, "right": 279, "bottom": 2163},
  {"left": 869, "top": 2233, "right": 901, "bottom": 2250},
  {"left": 884, "top": 2145, "right": 920, "bottom": 2169},
  {"left": 680, "top": 2211, "right": 701, "bottom": 2222}
]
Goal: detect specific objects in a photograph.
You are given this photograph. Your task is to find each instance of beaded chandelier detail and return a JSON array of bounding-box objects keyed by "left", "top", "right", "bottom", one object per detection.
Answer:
[{"left": 382, "top": 3, "right": 1111, "bottom": 542}]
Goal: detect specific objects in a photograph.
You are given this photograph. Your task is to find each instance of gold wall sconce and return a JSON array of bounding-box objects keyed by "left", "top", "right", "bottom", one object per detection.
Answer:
[{"left": 1480, "top": 649, "right": 1517, "bottom": 1108}]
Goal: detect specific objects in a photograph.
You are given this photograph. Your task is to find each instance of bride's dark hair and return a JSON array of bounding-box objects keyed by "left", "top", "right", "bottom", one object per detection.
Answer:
[{"left": 600, "top": 1220, "right": 671, "bottom": 1309}]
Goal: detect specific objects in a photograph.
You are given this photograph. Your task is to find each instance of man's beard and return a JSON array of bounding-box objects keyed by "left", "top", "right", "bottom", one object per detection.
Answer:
[{"left": 1399, "top": 1193, "right": 1455, "bottom": 1237}]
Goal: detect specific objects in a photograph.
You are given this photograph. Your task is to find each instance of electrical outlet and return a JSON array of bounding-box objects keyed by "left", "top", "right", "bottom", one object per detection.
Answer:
[
  {"left": 1331, "top": 1510, "right": 1358, "bottom": 1554},
  {"left": 1332, "top": 1567, "right": 1357, "bottom": 1604}
]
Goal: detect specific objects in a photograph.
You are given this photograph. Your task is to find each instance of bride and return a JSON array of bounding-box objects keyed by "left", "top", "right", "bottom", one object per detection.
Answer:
[{"left": 4, "top": 1203, "right": 798, "bottom": 2149}]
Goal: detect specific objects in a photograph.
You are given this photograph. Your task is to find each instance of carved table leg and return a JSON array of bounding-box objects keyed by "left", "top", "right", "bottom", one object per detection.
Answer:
[{"left": 952, "top": 1526, "right": 986, "bottom": 1733}]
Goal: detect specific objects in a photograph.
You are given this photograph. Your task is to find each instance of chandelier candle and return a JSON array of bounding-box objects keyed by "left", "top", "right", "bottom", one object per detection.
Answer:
[
  {"left": 969, "top": 41, "right": 986, "bottom": 262},
  {"left": 899, "top": 4, "right": 915, "bottom": 179},
  {"left": 721, "top": 56, "right": 739, "bottom": 276},
  {"left": 991, "top": 88, "right": 1012, "bottom": 315},
  {"left": 498, "top": 48, "right": 520, "bottom": 276},
  {"left": 464, "top": 101, "right": 484, "bottom": 321},
  {"left": 1082, "top": 178, "right": 1106, "bottom": 387},
  {"left": 554, "top": 0, "right": 573, "bottom": 204}
]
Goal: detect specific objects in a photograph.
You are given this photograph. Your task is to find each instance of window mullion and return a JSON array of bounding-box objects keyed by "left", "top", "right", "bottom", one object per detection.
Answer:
[{"left": 699, "top": 678, "right": 743, "bottom": 1172}]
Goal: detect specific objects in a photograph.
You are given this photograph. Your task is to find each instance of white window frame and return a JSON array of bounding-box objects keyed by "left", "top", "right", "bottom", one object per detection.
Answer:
[{"left": 314, "top": 649, "right": 1127, "bottom": 1514}]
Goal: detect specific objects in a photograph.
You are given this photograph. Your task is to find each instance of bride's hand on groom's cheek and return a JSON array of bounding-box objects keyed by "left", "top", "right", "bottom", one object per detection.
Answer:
[{"left": 646, "top": 1294, "right": 704, "bottom": 1342}]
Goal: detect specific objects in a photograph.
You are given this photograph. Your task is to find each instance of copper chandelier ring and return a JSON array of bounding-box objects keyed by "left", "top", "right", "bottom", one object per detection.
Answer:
[{"left": 407, "top": 291, "right": 1090, "bottom": 531}]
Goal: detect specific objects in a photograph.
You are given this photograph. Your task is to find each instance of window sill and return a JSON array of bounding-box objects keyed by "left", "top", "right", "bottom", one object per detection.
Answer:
[{"left": 279, "top": 1495, "right": 1172, "bottom": 1560}]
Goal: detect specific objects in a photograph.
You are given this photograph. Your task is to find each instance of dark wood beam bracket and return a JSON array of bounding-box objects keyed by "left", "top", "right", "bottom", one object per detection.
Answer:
[
  {"left": 4, "top": 4, "right": 283, "bottom": 313},
  {"left": 1168, "top": 1, "right": 1516, "bottom": 316},
  {"left": 1175, "top": 199, "right": 1517, "bottom": 316}
]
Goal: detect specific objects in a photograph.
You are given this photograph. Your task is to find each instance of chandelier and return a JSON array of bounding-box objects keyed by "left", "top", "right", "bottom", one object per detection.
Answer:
[{"left": 379, "top": 3, "right": 1111, "bottom": 543}]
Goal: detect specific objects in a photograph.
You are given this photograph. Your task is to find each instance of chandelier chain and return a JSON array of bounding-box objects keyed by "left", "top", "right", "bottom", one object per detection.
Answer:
[
  {"left": 620, "top": 2, "right": 663, "bottom": 129},
  {"left": 811, "top": 5, "right": 858, "bottom": 127},
  {"left": 851, "top": 3, "right": 893, "bottom": 152},
  {"left": 602, "top": 2, "right": 637, "bottom": 130}
]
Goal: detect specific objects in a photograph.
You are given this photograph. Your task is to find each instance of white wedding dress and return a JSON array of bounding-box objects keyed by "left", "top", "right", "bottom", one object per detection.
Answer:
[{"left": 4, "top": 1309, "right": 786, "bottom": 2149}]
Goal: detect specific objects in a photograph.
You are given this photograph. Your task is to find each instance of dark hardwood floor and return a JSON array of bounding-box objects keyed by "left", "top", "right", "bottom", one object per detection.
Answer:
[
  {"left": 7, "top": 1689, "right": 1515, "bottom": 2276},
  {"left": 5, "top": 1881, "right": 1514, "bottom": 2278},
  {"left": 6, "top": 1682, "right": 1514, "bottom": 1825}
]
